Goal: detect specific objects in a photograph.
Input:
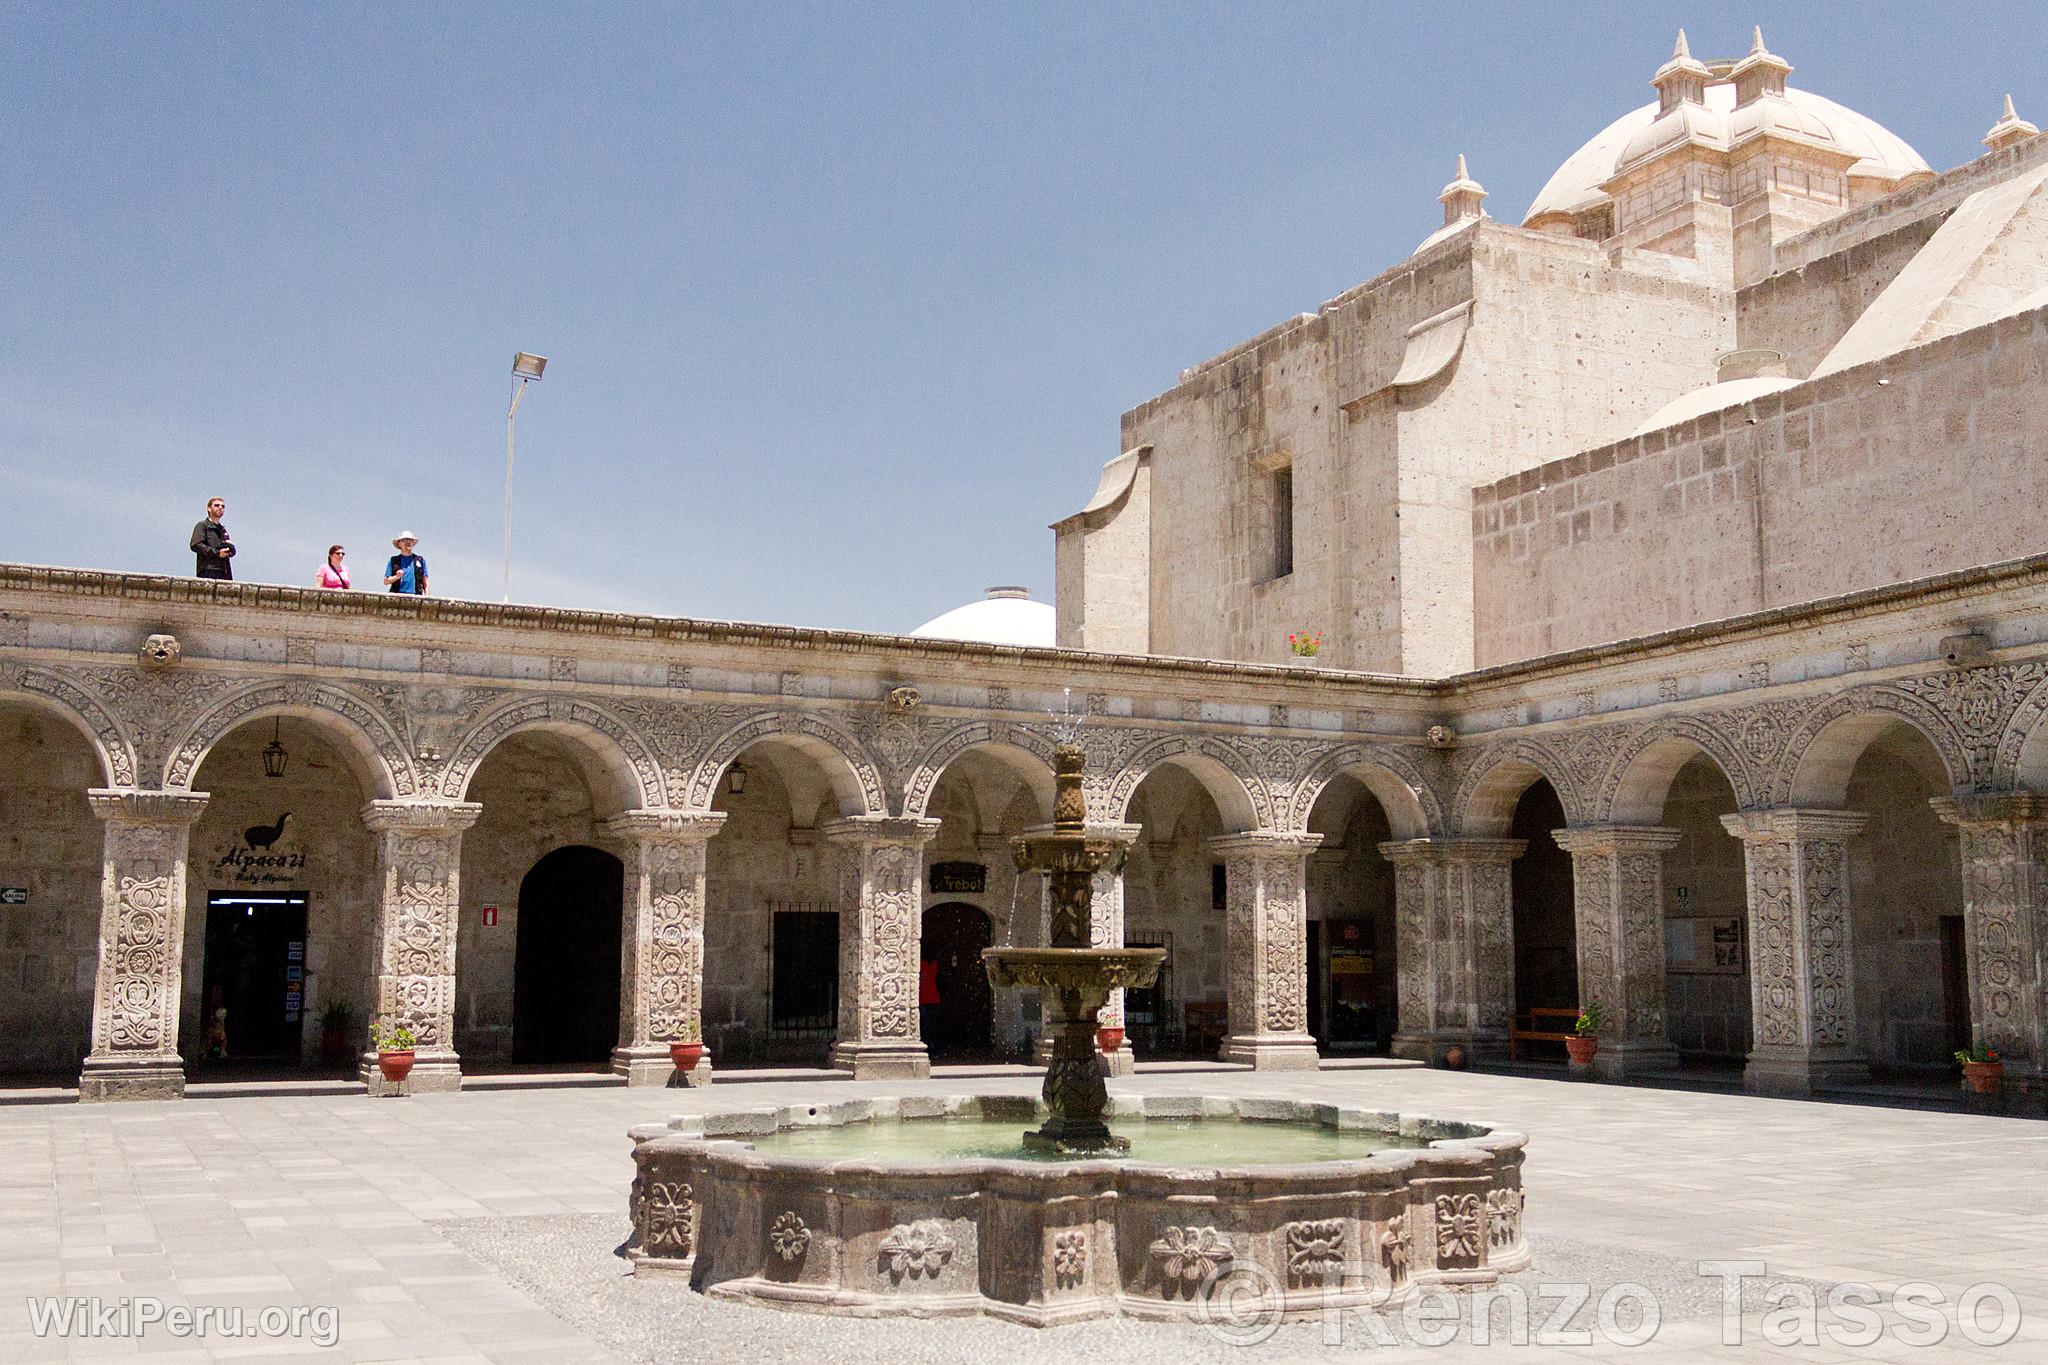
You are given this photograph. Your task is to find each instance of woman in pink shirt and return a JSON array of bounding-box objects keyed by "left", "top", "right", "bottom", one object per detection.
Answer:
[{"left": 316, "top": 545, "right": 351, "bottom": 589}]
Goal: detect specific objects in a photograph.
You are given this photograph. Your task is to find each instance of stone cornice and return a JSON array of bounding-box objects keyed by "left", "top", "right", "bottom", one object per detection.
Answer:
[
  {"left": 1377, "top": 836, "right": 1528, "bottom": 866},
  {"left": 1552, "top": 825, "right": 1684, "bottom": 855},
  {"left": 1207, "top": 831, "right": 1325, "bottom": 856},
  {"left": 1720, "top": 808, "right": 1870, "bottom": 841},
  {"left": 821, "top": 816, "right": 943, "bottom": 848},
  {"left": 360, "top": 799, "right": 484, "bottom": 834},
  {"left": 1931, "top": 792, "right": 2040, "bottom": 828},
  {"left": 601, "top": 811, "right": 729, "bottom": 843},
  {"left": 87, "top": 789, "right": 209, "bottom": 825}
]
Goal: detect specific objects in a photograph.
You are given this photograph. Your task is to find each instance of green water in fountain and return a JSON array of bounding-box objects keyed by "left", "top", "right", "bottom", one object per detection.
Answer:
[{"left": 737, "top": 1117, "right": 1429, "bottom": 1165}]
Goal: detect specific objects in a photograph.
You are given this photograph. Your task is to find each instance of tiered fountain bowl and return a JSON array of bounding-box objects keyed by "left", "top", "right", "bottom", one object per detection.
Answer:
[{"left": 624, "top": 742, "right": 1531, "bottom": 1324}]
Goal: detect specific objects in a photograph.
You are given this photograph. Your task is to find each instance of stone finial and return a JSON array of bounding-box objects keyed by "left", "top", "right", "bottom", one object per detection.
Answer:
[
  {"left": 1651, "top": 29, "right": 1711, "bottom": 111},
  {"left": 1729, "top": 25, "right": 1791, "bottom": 106},
  {"left": 1437, "top": 154, "right": 1488, "bottom": 226},
  {"left": 1984, "top": 93, "right": 2040, "bottom": 153}
]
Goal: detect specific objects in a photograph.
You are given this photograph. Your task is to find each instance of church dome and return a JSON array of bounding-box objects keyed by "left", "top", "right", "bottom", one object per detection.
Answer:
[
  {"left": 1524, "top": 35, "right": 1931, "bottom": 227},
  {"left": 910, "top": 586, "right": 1056, "bottom": 648}
]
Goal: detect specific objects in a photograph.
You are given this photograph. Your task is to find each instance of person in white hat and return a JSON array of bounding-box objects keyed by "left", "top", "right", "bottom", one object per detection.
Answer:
[{"left": 383, "top": 532, "right": 430, "bottom": 597}]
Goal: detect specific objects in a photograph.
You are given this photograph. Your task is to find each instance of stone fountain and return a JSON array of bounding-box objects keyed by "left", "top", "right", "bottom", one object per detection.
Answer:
[{"left": 985, "top": 740, "right": 1164, "bottom": 1152}]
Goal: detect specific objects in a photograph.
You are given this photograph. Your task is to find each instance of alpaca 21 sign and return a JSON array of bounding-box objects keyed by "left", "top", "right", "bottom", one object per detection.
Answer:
[{"left": 214, "top": 810, "right": 307, "bottom": 887}]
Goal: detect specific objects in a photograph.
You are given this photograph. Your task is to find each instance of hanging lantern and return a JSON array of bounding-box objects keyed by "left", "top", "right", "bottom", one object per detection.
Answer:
[
  {"left": 727, "top": 761, "right": 748, "bottom": 795},
  {"left": 262, "top": 716, "right": 288, "bottom": 779}
]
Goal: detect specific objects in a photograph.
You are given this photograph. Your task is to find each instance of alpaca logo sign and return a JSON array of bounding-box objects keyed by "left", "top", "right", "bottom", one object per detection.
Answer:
[{"left": 216, "top": 812, "right": 306, "bottom": 886}]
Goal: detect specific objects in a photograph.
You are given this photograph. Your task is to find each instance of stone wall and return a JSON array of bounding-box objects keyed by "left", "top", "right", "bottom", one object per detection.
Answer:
[
  {"left": 0, "top": 710, "right": 104, "bottom": 1072},
  {"left": 1471, "top": 306, "right": 2048, "bottom": 667}
]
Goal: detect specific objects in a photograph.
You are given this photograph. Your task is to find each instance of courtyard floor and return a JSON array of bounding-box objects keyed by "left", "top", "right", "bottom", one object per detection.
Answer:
[{"left": 2, "top": 1066, "right": 2044, "bottom": 1363}]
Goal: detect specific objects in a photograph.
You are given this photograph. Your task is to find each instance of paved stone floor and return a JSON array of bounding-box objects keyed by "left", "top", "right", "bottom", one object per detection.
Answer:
[{"left": 1, "top": 1067, "right": 2044, "bottom": 1362}]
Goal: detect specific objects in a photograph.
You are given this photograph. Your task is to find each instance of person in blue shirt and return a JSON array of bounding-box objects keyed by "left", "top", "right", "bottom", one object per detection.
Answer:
[{"left": 384, "top": 532, "right": 430, "bottom": 596}]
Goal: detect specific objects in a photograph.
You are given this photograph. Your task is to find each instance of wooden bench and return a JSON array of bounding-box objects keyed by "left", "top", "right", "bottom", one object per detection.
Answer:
[
  {"left": 1509, "top": 1007, "right": 1579, "bottom": 1060},
  {"left": 1183, "top": 1002, "right": 1229, "bottom": 1055}
]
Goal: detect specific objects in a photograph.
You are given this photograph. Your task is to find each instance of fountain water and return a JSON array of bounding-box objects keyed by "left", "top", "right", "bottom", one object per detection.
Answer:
[{"left": 984, "top": 740, "right": 1163, "bottom": 1152}]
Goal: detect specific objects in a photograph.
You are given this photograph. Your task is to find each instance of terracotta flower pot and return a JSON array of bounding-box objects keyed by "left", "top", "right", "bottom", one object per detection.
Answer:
[
  {"left": 1963, "top": 1060, "right": 2003, "bottom": 1095},
  {"left": 376, "top": 1049, "right": 415, "bottom": 1085},
  {"left": 1442, "top": 1045, "right": 1468, "bottom": 1071},
  {"left": 669, "top": 1041, "right": 705, "bottom": 1073},
  {"left": 1095, "top": 1027, "right": 1124, "bottom": 1053},
  {"left": 1565, "top": 1036, "right": 1598, "bottom": 1065}
]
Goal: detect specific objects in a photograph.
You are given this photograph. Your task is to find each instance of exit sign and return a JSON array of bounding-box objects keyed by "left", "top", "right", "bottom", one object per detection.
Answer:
[
  {"left": 0, "top": 888, "right": 25, "bottom": 906},
  {"left": 482, "top": 906, "right": 499, "bottom": 927}
]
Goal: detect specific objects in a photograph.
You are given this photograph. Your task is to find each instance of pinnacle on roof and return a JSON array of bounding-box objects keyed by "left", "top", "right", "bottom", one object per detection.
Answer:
[
  {"left": 1651, "top": 28, "right": 1711, "bottom": 110},
  {"left": 1984, "top": 92, "right": 2041, "bottom": 152},
  {"left": 1437, "top": 153, "right": 1488, "bottom": 224},
  {"left": 1728, "top": 24, "right": 1791, "bottom": 105}
]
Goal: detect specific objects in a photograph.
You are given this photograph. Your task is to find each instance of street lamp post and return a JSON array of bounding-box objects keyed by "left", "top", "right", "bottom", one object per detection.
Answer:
[{"left": 503, "top": 351, "right": 548, "bottom": 603}]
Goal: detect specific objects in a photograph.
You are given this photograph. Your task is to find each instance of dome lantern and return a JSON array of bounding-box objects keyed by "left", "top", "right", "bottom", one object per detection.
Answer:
[{"left": 1984, "top": 94, "right": 2040, "bottom": 153}]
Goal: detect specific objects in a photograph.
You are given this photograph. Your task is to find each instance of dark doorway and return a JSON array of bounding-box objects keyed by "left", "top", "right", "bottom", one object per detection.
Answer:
[
  {"left": 513, "top": 845, "right": 623, "bottom": 1065},
  {"left": 1939, "top": 914, "right": 1973, "bottom": 1053},
  {"left": 200, "top": 892, "right": 309, "bottom": 1064},
  {"left": 771, "top": 910, "right": 839, "bottom": 1056},
  {"left": 1510, "top": 780, "right": 1577, "bottom": 1057},
  {"left": 1321, "top": 916, "right": 1384, "bottom": 1052},
  {"left": 920, "top": 903, "right": 994, "bottom": 1058}
]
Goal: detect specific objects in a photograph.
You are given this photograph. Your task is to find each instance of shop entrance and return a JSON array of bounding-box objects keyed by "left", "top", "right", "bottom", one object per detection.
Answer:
[
  {"left": 200, "top": 892, "right": 309, "bottom": 1064},
  {"left": 512, "top": 845, "right": 623, "bottom": 1065},
  {"left": 920, "top": 902, "right": 993, "bottom": 1058}
]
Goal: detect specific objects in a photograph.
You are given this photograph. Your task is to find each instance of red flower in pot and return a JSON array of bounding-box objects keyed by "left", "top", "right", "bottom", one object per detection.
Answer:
[{"left": 1565, "top": 1002, "right": 1603, "bottom": 1065}]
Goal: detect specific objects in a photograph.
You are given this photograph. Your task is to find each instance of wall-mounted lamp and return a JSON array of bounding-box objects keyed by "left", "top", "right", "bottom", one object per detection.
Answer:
[
  {"left": 262, "top": 716, "right": 289, "bottom": 779},
  {"left": 727, "top": 762, "right": 748, "bottom": 796}
]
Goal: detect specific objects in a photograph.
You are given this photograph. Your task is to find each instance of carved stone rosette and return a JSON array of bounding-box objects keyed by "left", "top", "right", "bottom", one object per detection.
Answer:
[
  {"left": 1933, "top": 793, "right": 2045, "bottom": 1085},
  {"left": 1721, "top": 808, "right": 1870, "bottom": 1094},
  {"left": 79, "top": 789, "right": 211, "bottom": 1102},
  {"left": 360, "top": 799, "right": 483, "bottom": 1095},
  {"left": 824, "top": 816, "right": 941, "bottom": 1079},
  {"left": 1208, "top": 831, "right": 1324, "bottom": 1069},
  {"left": 1378, "top": 838, "right": 1526, "bottom": 1064},
  {"left": 604, "top": 811, "right": 726, "bottom": 1086},
  {"left": 1553, "top": 825, "right": 1683, "bottom": 1078}
]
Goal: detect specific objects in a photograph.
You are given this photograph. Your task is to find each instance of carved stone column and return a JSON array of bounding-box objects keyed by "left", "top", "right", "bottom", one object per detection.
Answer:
[
  {"left": 1378, "top": 838, "right": 1526, "bottom": 1065},
  {"left": 79, "top": 790, "right": 210, "bottom": 1102},
  {"left": 1720, "top": 809, "right": 1870, "bottom": 1095},
  {"left": 360, "top": 800, "right": 483, "bottom": 1095},
  {"left": 1933, "top": 793, "right": 2046, "bottom": 1089},
  {"left": 1553, "top": 826, "right": 1683, "bottom": 1079},
  {"left": 604, "top": 811, "right": 727, "bottom": 1087},
  {"left": 824, "top": 815, "right": 941, "bottom": 1079},
  {"left": 1208, "top": 831, "right": 1323, "bottom": 1069}
]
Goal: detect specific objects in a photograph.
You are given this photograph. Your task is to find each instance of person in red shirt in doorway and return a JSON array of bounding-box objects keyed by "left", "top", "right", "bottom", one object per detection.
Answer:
[{"left": 919, "top": 956, "right": 940, "bottom": 1045}]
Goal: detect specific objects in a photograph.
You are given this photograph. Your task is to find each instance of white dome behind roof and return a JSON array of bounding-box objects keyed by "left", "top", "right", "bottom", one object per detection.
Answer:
[
  {"left": 910, "top": 586, "right": 1056, "bottom": 648},
  {"left": 1525, "top": 81, "right": 1931, "bottom": 226}
]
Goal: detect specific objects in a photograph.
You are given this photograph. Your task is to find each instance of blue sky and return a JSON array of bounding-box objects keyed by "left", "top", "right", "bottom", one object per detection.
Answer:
[{"left": 4, "top": 3, "right": 2042, "bottom": 631}]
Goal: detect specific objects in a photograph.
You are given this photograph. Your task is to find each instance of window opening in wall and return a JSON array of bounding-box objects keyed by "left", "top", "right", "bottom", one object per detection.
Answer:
[
  {"left": 1271, "top": 467, "right": 1294, "bottom": 579},
  {"left": 1211, "top": 863, "right": 1227, "bottom": 910},
  {"left": 770, "top": 906, "right": 839, "bottom": 1046}
]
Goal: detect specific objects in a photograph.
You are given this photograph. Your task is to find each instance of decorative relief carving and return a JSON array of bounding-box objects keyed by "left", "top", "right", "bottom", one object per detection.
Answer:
[
  {"left": 1149, "top": 1226, "right": 1232, "bottom": 1286},
  {"left": 1286, "top": 742, "right": 1443, "bottom": 836},
  {"left": 1486, "top": 1188, "right": 1523, "bottom": 1250},
  {"left": 690, "top": 710, "right": 887, "bottom": 815},
  {"left": 166, "top": 680, "right": 419, "bottom": 796},
  {"left": 986, "top": 684, "right": 1010, "bottom": 711},
  {"left": 770, "top": 1211, "right": 812, "bottom": 1263},
  {"left": 139, "top": 634, "right": 181, "bottom": 669},
  {"left": 1284, "top": 1219, "right": 1345, "bottom": 1283},
  {"left": 1435, "top": 1192, "right": 1483, "bottom": 1264},
  {"left": 1745, "top": 839, "right": 1800, "bottom": 1047},
  {"left": 1380, "top": 1212, "right": 1410, "bottom": 1288},
  {"left": 878, "top": 1219, "right": 956, "bottom": 1281},
  {"left": 19, "top": 666, "right": 139, "bottom": 786},
  {"left": 1051, "top": 1229, "right": 1088, "bottom": 1289},
  {"left": 549, "top": 656, "right": 575, "bottom": 683},
  {"left": 1803, "top": 838, "right": 1851, "bottom": 1049},
  {"left": 900, "top": 720, "right": 1058, "bottom": 819},
  {"left": 642, "top": 1180, "right": 694, "bottom": 1256}
]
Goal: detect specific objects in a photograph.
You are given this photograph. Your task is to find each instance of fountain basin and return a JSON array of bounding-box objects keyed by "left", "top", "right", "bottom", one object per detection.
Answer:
[
  {"left": 982, "top": 946, "right": 1165, "bottom": 994},
  {"left": 626, "top": 1093, "right": 1529, "bottom": 1326}
]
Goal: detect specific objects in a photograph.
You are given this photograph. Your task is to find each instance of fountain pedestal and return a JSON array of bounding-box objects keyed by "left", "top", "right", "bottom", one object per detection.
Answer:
[{"left": 985, "top": 742, "right": 1163, "bottom": 1153}]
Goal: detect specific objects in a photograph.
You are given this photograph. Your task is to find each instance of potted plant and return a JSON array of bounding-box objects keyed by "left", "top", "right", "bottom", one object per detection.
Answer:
[
  {"left": 1955, "top": 1041, "right": 2003, "bottom": 1095},
  {"left": 669, "top": 1027, "right": 705, "bottom": 1075},
  {"left": 317, "top": 1002, "right": 356, "bottom": 1069},
  {"left": 374, "top": 1022, "right": 416, "bottom": 1087},
  {"left": 1095, "top": 1025, "right": 1125, "bottom": 1054},
  {"left": 1565, "top": 1002, "right": 1603, "bottom": 1065},
  {"left": 1287, "top": 631, "right": 1325, "bottom": 666}
]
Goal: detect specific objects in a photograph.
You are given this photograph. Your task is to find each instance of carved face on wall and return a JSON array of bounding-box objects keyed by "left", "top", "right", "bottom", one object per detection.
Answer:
[{"left": 139, "top": 634, "right": 182, "bottom": 669}]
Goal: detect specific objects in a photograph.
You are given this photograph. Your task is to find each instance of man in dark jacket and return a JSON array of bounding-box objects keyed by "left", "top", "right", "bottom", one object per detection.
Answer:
[{"left": 190, "top": 497, "right": 234, "bottom": 580}]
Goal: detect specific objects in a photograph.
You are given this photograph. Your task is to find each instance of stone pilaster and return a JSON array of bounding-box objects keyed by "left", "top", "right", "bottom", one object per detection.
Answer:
[
  {"left": 1553, "top": 826, "right": 1683, "bottom": 1079},
  {"left": 1720, "top": 809, "right": 1870, "bottom": 1095},
  {"left": 360, "top": 800, "right": 483, "bottom": 1096},
  {"left": 824, "top": 816, "right": 941, "bottom": 1079},
  {"left": 1378, "top": 838, "right": 1526, "bottom": 1065},
  {"left": 604, "top": 811, "right": 727, "bottom": 1086},
  {"left": 79, "top": 790, "right": 210, "bottom": 1102},
  {"left": 1208, "top": 831, "right": 1324, "bottom": 1070},
  {"left": 1932, "top": 793, "right": 2046, "bottom": 1089}
]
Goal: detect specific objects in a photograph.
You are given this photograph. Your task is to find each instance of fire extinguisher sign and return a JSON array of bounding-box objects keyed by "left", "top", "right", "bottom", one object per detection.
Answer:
[{"left": 482, "top": 906, "right": 499, "bottom": 927}]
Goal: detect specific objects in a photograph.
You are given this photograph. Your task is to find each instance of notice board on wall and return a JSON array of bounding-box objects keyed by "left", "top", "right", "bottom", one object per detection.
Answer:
[{"left": 1665, "top": 916, "right": 1744, "bottom": 974}]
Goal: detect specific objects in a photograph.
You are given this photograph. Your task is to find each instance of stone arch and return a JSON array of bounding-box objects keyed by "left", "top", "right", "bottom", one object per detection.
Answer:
[
  {"left": 900, "top": 722, "right": 1057, "bottom": 822},
  {"left": 1778, "top": 688, "right": 1971, "bottom": 807},
  {"left": 1994, "top": 668, "right": 2048, "bottom": 790},
  {"left": 1104, "top": 734, "right": 1267, "bottom": 833},
  {"left": 165, "top": 680, "right": 416, "bottom": 799},
  {"left": 687, "top": 709, "right": 887, "bottom": 817},
  {"left": 1286, "top": 743, "right": 1440, "bottom": 838},
  {"left": 443, "top": 696, "right": 662, "bottom": 814},
  {"left": 1454, "top": 739, "right": 1579, "bottom": 836},
  {"left": 1601, "top": 722, "right": 1752, "bottom": 822},
  {"left": 2, "top": 665, "right": 133, "bottom": 786}
]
